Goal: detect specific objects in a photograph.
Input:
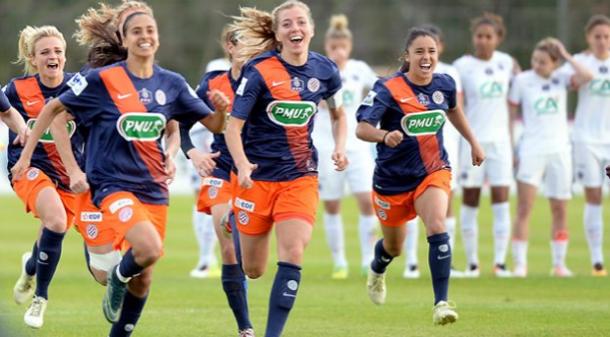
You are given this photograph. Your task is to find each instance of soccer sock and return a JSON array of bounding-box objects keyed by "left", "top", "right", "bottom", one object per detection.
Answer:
[
  {"left": 117, "top": 249, "right": 144, "bottom": 282},
  {"left": 228, "top": 212, "right": 243, "bottom": 269},
  {"left": 222, "top": 264, "right": 252, "bottom": 331},
  {"left": 371, "top": 239, "right": 394, "bottom": 274},
  {"left": 109, "top": 290, "right": 148, "bottom": 337},
  {"left": 193, "top": 206, "right": 217, "bottom": 268},
  {"left": 35, "top": 228, "right": 65, "bottom": 299},
  {"left": 403, "top": 218, "right": 419, "bottom": 267},
  {"left": 492, "top": 202, "right": 511, "bottom": 265},
  {"left": 584, "top": 203, "right": 604, "bottom": 265},
  {"left": 428, "top": 233, "right": 451, "bottom": 305},
  {"left": 460, "top": 205, "right": 479, "bottom": 266},
  {"left": 25, "top": 240, "right": 38, "bottom": 276},
  {"left": 265, "top": 262, "right": 301, "bottom": 337},
  {"left": 358, "top": 214, "right": 377, "bottom": 268},
  {"left": 512, "top": 240, "right": 528, "bottom": 268},
  {"left": 445, "top": 216, "right": 457, "bottom": 254},
  {"left": 323, "top": 212, "right": 347, "bottom": 268},
  {"left": 551, "top": 230, "right": 569, "bottom": 268}
]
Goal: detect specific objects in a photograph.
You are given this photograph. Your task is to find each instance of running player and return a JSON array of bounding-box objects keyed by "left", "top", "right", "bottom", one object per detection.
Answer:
[
  {"left": 559, "top": 15, "right": 610, "bottom": 276},
  {"left": 453, "top": 13, "right": 520, "bottom": 277},
  {"left": 312, "top": 14, "right": 378, "bottom": 279},
  {"left": 510, "top": 38, "right": 592, "bottom": 277},
  {"left": 402, "top": 24, "right": 465, "bottom": 279},
  {"left": 6, "top": 25, "right": 85, "bottom": 329},
  {"left": 12, "top": 9, "right": 227, "bottom": 333},
  {"left": 357, "top": 27, "right": 484, "bottom": 325},
  {"left": 226, "top": 2, "right": 348, "bottom": 336}
]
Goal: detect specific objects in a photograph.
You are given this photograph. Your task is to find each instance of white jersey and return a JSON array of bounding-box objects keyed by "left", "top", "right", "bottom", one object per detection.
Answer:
[
  {"left": 313, "top": 59, "right": 378, "bottom": 152},
  {"left": 436, "top": 62, "right": 463, "bottom": 143},
  {"left": 205, "top": 58, "right": 231, "bottom": 73},
  {"left": 453, "top": 51, "right": 514, "bottom": 143},
  {"left": 559, "top": 52, "right": 610, "bottom": 144},
  {"left": 509, "top": 69, "right": 571, "bottom": 156}
]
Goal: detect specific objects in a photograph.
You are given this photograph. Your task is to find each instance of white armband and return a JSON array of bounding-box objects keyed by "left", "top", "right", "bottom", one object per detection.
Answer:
[{"left": 325, "top": 89, "right": 343, "bottom": 110}]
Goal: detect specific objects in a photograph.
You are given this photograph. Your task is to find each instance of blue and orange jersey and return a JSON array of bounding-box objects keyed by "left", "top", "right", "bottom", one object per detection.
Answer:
[
  {"left": 231, "top": 50, "right": 342, "bottom": 181},
  {"left": 0, "top": 85, "right": 11, "bottom": 111},
  {"left": 4, "top": 73, "right": 86, "bottom": 191},
  {"left": 58, "top": 61, "right": 213, "bottom": 206},
  {"left": 195, "top": 70, "right": 237, "bottom": 181},
  {"left": 356, "top": 72, "right": 456, "bottom": 195}
]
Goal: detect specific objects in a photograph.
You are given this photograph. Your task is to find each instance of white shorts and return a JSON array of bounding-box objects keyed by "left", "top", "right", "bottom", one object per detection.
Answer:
[
  {"left": 573, "top": 142, "right": 610, "bottom": 188},
  {"left": 318, "top": 147, "right": 374, "bottom": 200},
  {"left": 459, "top": 140, "right": 513, "bottom": 188},
  {"left": 517, "top": 151, "right": 572, "bottom": 199},
  {"left": 443, "top": 123, "right": 460, "bottom": 190}
]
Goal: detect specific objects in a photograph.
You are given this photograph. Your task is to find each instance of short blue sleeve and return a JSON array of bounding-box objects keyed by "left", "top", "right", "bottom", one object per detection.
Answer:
[
  {"left": 356, "top": 81, "right": 393, "bottom": 126},
  {"left": 171, "top": 76, "right": 212, "bottom": 125},
  {"left": 323, "top": 65, "right": 342, "bottom": 100},
  {"left": 0, "top": 86, "right": 11, "bottom": 112},
  {"left": 231, "top": 63, "right": 264, "bottom": 121},
  {"left": 444, "top": 74, "right": 457, "bottom": 110}
]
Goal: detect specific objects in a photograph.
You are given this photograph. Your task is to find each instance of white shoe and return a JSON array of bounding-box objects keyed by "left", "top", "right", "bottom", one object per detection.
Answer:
[
  {"left": 551, "top": 266, "right": 574, "bottom": 277},
  {"left": 513, "top": 265, "right": 527, "bottom": 278},
  {"left": 367, "top": 270, "right": 386, "bottom": 305},
  {"left": 24, "top": 296, "right": 47, "bottom": 329},
  {"left": 189, "top": 264, "right": 221, "bottom": 279},
  {"left": 463, "top": 264, "right": 480, "bottom": 278},
  {"left": 239, "top": 328, "right": 255, "bottom": 337},
  {"left": 494, "top": 264, "right": 513, "bottom": 278},
  {"left": 450, "top": 268, "right": 465, "bottom": 278},
  {"left": 432, "top": 301, "right": 458, "bottom": 325},
  {"left": 402, "top": 265, "right": 420, "bottom": 279},
  {"left": 14, "top": 252, "right": 36, "bottom": 305}
]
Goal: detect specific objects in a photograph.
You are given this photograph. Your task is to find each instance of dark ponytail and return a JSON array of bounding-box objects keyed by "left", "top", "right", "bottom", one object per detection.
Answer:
[{"left": 399, "top": 27, "right": 436, "bottom": 73}]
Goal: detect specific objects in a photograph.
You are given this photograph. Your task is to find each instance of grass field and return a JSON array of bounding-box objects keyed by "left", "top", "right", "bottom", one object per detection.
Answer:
[{"left": 1, "top": 195, "right": 609, "bottom": 337}]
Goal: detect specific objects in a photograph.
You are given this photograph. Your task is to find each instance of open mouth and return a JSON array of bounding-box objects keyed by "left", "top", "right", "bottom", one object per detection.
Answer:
[
  {"left": 47, "top": 63, "right": 59, "bottom": 70},
  {"left": 138, "top": 42, "right": 152, "bottom": 49},
  {"left": 289, "top": 35, "right": 304, "bottom": 45},
  {"left": 420, "top": 63, "right": 432, "bottom": 72}
]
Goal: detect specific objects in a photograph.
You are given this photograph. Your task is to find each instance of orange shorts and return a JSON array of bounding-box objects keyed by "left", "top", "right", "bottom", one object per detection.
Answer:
[
  {"left": 231, "top": 173, "right": 319, "bottom": 235},
  {"left": 73, "top": 191, "right": 118, "bottom": 247},
  {"left": 197, "top": 177, "right": 232, "bottom": 214},
  {"left": 99, "top": 191, "right": 168, "bottom": 250},
  {"left": 12, "top": 167, "right": 77, "bottom": 229},
  {"left": 372, "top": 170, "right": 451, "bottom": 227}
]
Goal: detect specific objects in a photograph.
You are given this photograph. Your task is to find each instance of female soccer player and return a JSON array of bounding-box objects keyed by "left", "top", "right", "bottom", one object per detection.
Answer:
[
  {"left": 7, "top": 25, "right": 85, "bottom": 329},
  {"left": 312, "top": 14, "right": 378, "bottom": 279},
  {"left": 562, "top": 15, "right": 610, "bottom": 276},
  {"left": 12, "top": 9, "right": 227, "bottom": 334},
  {"left": 356, "top": 27, "right": 484, "bottom": 325},
  {"left": 510, "top": 38, "right": 592, "bottom": 277},
  {"left": 225, "top": 2, "right": 348, "bottom": 336},
  {"left": 453, "top": 13, "right": 519, "bottom": 277}
]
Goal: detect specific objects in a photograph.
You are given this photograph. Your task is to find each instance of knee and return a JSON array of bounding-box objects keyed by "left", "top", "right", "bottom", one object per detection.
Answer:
[
  {"left": 426, "top": 221, "right": 446, "bottom": 236},
  {"left": 42, "top": 213, "right": 67, "bottom": 233},
  {"left": 383, "top": 240, "right": 402, "bottom": 257},
  {"left": 91, "top": 269, "right": 108, "bottom": 286},
  {"left": 133, "top": 241, "right": 163, "bottom": 266},
  {"left": 244, "top": 265, "right": 265, "bottom": 279},
  {"left": 280, "top": 245, "right": 305, "bottom": 265}
]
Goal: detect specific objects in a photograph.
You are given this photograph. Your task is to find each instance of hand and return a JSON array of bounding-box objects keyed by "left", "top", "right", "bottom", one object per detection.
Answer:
[
  {"left": 237, "top": 161, "right": 257, "bottom": 189},
  {"left": 548, "top": 37, "right": 570, "bottom": 60},
  {"left": 470, "top": 142, "right": 485, "bottom": 166},
  {"left": 164, "top": 152, "right": 177, "bottom": 184},
  {"left": 13, "top": 127, "right": 30, "bottom": 147},
  {"left": 208, "top": 89, "right": 230, "bottom": 113},
  {"left": 68, "top": 169, "right": 89, "bottom": 194},
  {"left": 332, "top": 150, "right": 348, "bottom": 171},
  {"left": 383, "top": 130, "right": 404, "bottom": 148},
  {"left": 10, "top": 156, "right": 31, "bottom": 181},
  {"left": 189, "top": 150, "right": 220, "bottom": 177}
]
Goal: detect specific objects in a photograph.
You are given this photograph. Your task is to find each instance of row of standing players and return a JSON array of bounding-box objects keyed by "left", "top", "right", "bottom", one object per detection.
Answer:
[{"left": 1, "top": 2, "right": 608, "bottom": 337}]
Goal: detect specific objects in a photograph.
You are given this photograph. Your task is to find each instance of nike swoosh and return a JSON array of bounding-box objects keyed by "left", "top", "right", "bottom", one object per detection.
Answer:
[
  {"left": 26, "top": 100, "right": 40, "bottom": 106},
  {"left": 381, "top": 257, "right": 391, "bottom": 263},
  {"left": 117, "top": 93, "right": 132, "bottom": 100},
  {"left": 400, "top": 97, "right": 415, "bottom": 103},
  {"left": 271, "top": 81, "right": 286, "bottom": 87},
  {"left": 282, "top": 292, "right": 296, "bottom": 298},
  {"left": 437, "top": 255, "right": 451, "bottom": 260}
]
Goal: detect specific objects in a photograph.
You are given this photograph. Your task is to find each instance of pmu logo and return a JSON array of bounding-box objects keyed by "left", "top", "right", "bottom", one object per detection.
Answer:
[
  {"left": 588, "top": 79, "right": 610, "bottom": 97},
  {"left": 479, "top": 81, "right": 504, "bottom": 99},
  {"left": 534, "top": 97, "right": 559, "bottom": 115}
]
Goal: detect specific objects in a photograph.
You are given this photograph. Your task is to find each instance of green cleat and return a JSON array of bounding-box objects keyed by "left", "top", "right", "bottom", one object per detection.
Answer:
[{"left": 102, "top": 265, "right": 127, "bottom": 323}]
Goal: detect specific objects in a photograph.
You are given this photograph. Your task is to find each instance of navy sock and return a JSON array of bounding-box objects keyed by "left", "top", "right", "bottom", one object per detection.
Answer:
[
  {"left": 25, "top": 241, "right": 38, "bottom": 276},
  {"left": 118, "top": 249, "right": 144, "bottom": 281},
  {"left": 229, "top": 212, "right": 243, "bottom": 269},
  {"left": 36, "top": 228, "right": 65, "bottom": 299},
  {"left": 222, "top": 264, "right": 252, "bottom": 330},
  {"left": 109, "top": 290, "right": 148, "bottom": 337},
  {"left": 428, "top": 233, "right": 451, "bottom": 305},
  {"left": 370, "top": 239, "right": 393, "bottom": 274},
  {"left": 265, "top": 262, "right": 301, "bottom": 337}
]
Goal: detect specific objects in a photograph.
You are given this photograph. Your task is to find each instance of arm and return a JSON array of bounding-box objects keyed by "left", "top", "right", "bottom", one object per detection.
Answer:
[
  {"left": 225, "top": 117, "right": 256, "bottom": 188},
  {"left": 0, "top": 107, "right": 28, "bottom": 146},
  {"left": 199, "top": 89, "right": 229, "bottom": 133},
  {"left": 179, "top": 121, "right": 219, "bottom": 177},
  {"left": 355, "top": 122, "right": 404, "bottom": 148},
  {"left": 447, "top": 106, "right": 485, "bottom": 166},
  {"left": 163, "top": 120, "right": 180, "bottom": 184},
  {"left": 553, "top": 40, "right": 594, "bottom": 88},
  {"left": 328, "top": 106, "right": 348, "bottom": 171},
  {"left": 49, "top": 112, "right": 89, "bottom": 193}
]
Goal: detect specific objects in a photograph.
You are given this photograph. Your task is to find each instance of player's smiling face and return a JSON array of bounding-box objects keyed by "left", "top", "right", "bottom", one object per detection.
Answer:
[
  {"left": 405, "top": 35, "right": 438, "bottom": 80},
  {"left": 276, "top": 6, "right": 314, "bottom": 57},
  {"left": 532, "top": 49, "right": 556, "bottom": 78},
  {"left": 32, "top": 36, "right": 65, "bottom": 82},
  {"left": 473, "top": 24, "right": 499, "bottom": 59},
  {"left": 587, "top": 24, "right": 610, "bottom": 57},
  {"left": 123, "top": 14, "right": 159, "bottom": 59}
]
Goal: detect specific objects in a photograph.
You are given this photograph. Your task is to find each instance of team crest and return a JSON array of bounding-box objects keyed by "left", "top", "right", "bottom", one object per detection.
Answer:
[
  {"left": 377, "top": 209, "right": 388, "bottom": 221},
  {"left": 119, "top": 207, "right": 134, "bottom": 222},
  {"left": 291, "top": 77, "right": 305, "bottom": 92},
  {"left": 432, "top": 90, "right": 444, "bottom": 105},
  {"left": 238, "top": 210, "right": 249, "bottom": 225},
  {"left": 417, "top": 93, "right": 430, "bottom": 106},
  {"left": 155, "top": 89, "right": 167, "bottom": 105},
  {"left": 86, "top": 224, "right": 98, "bottom": 239},
  {"left": 27, "top": 168, "right": 40, "bottom": 181},
  {"left": 138, "top": 88, "right": 153, "bottom": 104},
  {"left": 208, "top": 186, "right": 218, "bottom": 199},
  {"left": 307, "top": 78, "right": 320, "bottom": 93}
]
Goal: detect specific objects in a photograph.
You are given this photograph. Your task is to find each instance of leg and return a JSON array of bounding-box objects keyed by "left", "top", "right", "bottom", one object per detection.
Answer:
[
  {"left": 549, "top": 198, "right": 571, "bottom": 276},
  {"left": 322, "top": 199, "right": 348, "bottom": 275},
  {"left": 239, "top": 231, "right": 271, "bottom": 279},
  {"left": 108, "top": 267, "right": 152, "bottom": 337},
  {"left": 87, "top": 243, "right": 120, "bottom": 285},
  {"left": 191, "top": 205, "right": 218, "bottom": 278},
  {"left": 402, "top": 218, "right": 420, "bottom": 278},
  {"left": 512, "top": 182, "right": 537, "bottom": 275},
  {"left": 354, "top": 192, "right": 377, "bottom": 271},
  {"left": 584, "top": 187, "right": 605, "bottom": 272},
  {"left": 461, "top": 187, "right": 481, "bottom": 272},
  {"left": 491, "top": 185, "right": 511, "bottom": 273}
]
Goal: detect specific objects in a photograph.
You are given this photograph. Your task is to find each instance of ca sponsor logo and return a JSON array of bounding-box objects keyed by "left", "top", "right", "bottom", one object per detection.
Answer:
[
  {"left": 342, "top": 89, "right": 355, "bottom": 106},
  {"left": 374, "top": 196, "right": 390, "bottom": 210},
  {"left": 237, "top": 210, "right": 249, "bottom": 225},
  {"left": 80, "top": 211, "right": 102, "bottom": 222},
  {"left": 26, "top": 119, "right": 76, "bottom": 144},
  {"left": 109, "top": 198, "right": 135, "bottom": 214},
  {"left": 266, "top": 100, "right": 316, "bottom": 127},
  {"left": 86, "top": 224, "right": 98, "bottom": 239},
  {"left": 534, "top": 96, "right": 559, "bottom": 115},
  {"left": 479, "top": 81, "right": 504, "bottom": 98},
  {"left": 27, "top": 168, "right": 40, "bottom": 181},
  {"left": 234, "top": 197, "right": 255, "bottom": 212},
  {"left": 588, "top": 79, "right": 610, "bottom": 97},
  {"left": 400, "top": 109, "right": 446, "bottom": 136},
  {"left": 116, "top": 113, "right": 167, "bottom": 141}
]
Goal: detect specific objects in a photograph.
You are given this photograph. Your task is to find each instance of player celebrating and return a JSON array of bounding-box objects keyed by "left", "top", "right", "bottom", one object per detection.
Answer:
[
  {"left": 357, "top": 27, "right": 484, "bottom": 325},
  {"left": 225, "top": 2, "right": 348, "bottom": 336},
  {"left": 312, "top": 14, "right": 378, "bottom": 279},
  {"left": 453, "top": 13, "right": 519, "bottom": 277}
]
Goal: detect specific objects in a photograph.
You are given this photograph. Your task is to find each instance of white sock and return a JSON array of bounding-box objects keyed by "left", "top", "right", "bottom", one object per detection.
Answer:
[
  {"left": 460, "top": 205, "right": 479, "bottom": 266},
  {"left": 584, "top": 203, "right": 604, "bottom": 265},
  {"left": 512, "top": 240, "right": 528, "bottom": 268},
  {"left": 193, "top": 206, "right": 217, "bottom": 268},
  {"left": 403, "top": 218, "right": 419, "bottom": 267},
  {"left": 492, "top": 202, "right": 511, "bottom": 265},
  {"left": 445, "top": 216, "right": 457, "bottom": 253},
  {"left": 324, "top": 212, "right": 347, "bottom": 268},
  {"left": 358, "top": 214, "right": 377, "bottom": 268},
  {"left": 551, "top": 239, "right": 568, "bottom": 268}
]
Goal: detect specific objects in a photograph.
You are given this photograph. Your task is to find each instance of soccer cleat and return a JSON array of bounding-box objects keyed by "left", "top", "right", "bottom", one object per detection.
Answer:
[
  {"left": 102, "top": 266, "right": 127, "bottom": 323},
  {"left": 592, "top": 263, "right": 607, "bottom": 277},
  {"left": 239, "top": 328, "right": 255, "bottom": 337},
  {"left": 190, "top": 264, "right": 221, "bottom": 279},
  {"left": 402, "top": 264, "right": 420, "bottom": 279},
  {"left": 331, "top": 265, "right": 348, "bottom": 280},
  {"left": 432, "top": 300, "right": 458, "bottom": 325},
  {"left": 450, "top": 268, "right": 465, "bottom": 278},
  {"left": 367, "top": 269, "right": 386, "bottom": 305},
  {"left": 24, "top": 296, "right": 47, "bottom": 329},
  {"left": 513, "top": 265, "right": 527, "bottom": 278},
  {"left": 551, "top": 266, "right": 574, "bottom": 277},
  {"left": 14, "top": 252, "right": 36, "bottom": 305},
  {"left": 463, "top": 264, "right": 480, "bottom": 278},
  {"left": 493, "top": 264, "right": 513, "bottom": 278}
]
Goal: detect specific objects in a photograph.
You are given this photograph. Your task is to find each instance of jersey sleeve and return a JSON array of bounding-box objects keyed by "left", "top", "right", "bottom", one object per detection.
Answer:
[
  {"left": 231, "top": 64, "right": 264, "bottom": 120},
  {"left": 171, "top": 76, "right": 212, "bottom": 125},
  {"left": 0, "top": 85, "right": 10, "bottom": 112},
  {"left": 195, "top": 73, "right": 213, "bottom": 107},
  {"left": 356, "top": 81, "right": 393, "bottom": 126},
  {"left": 58, "top": 72, "right": 105, "bottom": 127},
  {"left": 323, "top": 65, "right": 342, "bottom": 100},
  {"left": 508, "top": 74, "right": 522, "bottom": 105}
]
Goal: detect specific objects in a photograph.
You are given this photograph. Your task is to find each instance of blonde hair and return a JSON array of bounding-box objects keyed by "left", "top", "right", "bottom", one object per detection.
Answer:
[
  {"left": 220, "top": 24, "right": 240, "bottom": 61},
  {"left": 325, "top": 14, "right": 352, "bottom": 41},
  {"left": 232, "top": 0, "right": 314, "bottom": 64},
  {"left": 16, "top": 25, "right": 66, "bottom": 75},
  {"left": 534, "top": 37, "right": 564, "bottom": 63}
]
